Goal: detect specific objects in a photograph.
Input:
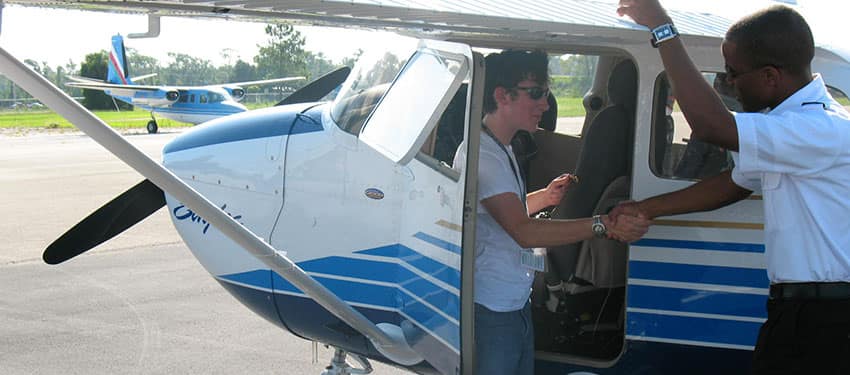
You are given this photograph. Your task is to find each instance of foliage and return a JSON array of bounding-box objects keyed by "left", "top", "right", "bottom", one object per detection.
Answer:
[
  {"left": 549, "top": 55, "right": 598, "bottom": 97},
  {"left": 0, "top": 23, "right": 381, "bottom": 111},
  {"left": 79, "top": 51, "right": 132, "bottom": 110},
  {"left": 254, "top": 23, "right": 308, "bottom": 93}
]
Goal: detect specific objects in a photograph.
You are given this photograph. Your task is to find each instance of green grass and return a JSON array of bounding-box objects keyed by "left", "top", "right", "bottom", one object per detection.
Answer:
[
  {"left": 0, "top": 108, "right": 192, "bottom": 129},
  {"left": 555, "top": 96, "right": 585, "bottom": 118}
]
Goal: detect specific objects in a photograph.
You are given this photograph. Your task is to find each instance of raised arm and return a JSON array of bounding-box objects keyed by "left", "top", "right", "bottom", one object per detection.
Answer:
[{"left": 617, "top": 0, "right": 739, "bottom": 151}]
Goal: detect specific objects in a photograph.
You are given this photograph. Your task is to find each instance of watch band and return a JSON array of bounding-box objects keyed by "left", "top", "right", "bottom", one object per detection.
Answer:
[{"left": 650, "top": 23, "right": 679, "bottom": 48}]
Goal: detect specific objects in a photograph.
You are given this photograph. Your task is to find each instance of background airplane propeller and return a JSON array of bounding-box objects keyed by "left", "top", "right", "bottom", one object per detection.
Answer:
[
  {"left": 44, "top": 67, "right": 352, "bottom": 264},
  {"left": 276, "top": 66, "right": 350, "bottom": 106}
]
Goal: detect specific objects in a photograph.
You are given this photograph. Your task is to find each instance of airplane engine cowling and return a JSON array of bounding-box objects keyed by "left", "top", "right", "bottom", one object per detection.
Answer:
[
  {"left": 165, "top": 90, "right": 180, "bottom": 102},
  {"left": 230, "top": 88, "right": 245, "bottom": 102}
]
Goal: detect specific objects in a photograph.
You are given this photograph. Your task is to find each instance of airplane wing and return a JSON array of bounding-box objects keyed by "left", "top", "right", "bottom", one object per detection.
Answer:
[
  {"left": 5, "top": 0, "right": 733, "bottom": 45},
  {"left": 65, "top": 80, "right": 163, "bottom": 92},
  {"left": 68, "top": 73, "right": 157, "bottom": 84},
  {"left": 65, "top": 80, "right": 180, "bottom": 108},
  {"left": 225, "top": 76, "right": 306, "bottom": 87}
]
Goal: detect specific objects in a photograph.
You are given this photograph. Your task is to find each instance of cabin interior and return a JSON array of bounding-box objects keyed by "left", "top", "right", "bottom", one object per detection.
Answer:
[{"left": 414, "top": 46, "right": 748, "bottom": 364}]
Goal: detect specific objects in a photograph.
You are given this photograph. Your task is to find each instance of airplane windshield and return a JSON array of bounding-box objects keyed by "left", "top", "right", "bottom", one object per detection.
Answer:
[{"left": 330, "top": 36, "right": 419, "bottom": 134}]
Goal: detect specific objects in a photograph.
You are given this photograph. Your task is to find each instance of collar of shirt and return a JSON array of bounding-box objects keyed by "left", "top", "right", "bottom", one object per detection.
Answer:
[{"left": 769, "top": 74, "right": 829, "bottom": 115}]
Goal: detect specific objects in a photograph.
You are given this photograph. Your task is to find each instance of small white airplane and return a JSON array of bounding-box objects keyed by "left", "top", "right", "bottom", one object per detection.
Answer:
[
  {"left": 66, "top": 34, "right": 306, "bottom": 133},
  {"left": 3, "top": 1, "right": 850, "bottom": 374}
]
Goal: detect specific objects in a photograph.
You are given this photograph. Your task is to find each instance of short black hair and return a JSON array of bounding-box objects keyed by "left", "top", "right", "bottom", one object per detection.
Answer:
[
  {"left": 725, "top": 5, "right": 814, "bottom": 76},
  {"left": 483, "top": 49, "right": 550, "bottom": 113}
]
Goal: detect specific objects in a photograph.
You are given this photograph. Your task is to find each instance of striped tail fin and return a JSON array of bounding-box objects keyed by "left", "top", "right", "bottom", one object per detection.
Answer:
[{"left": 106, "top": 34, "right": 132, "bottom": 85}]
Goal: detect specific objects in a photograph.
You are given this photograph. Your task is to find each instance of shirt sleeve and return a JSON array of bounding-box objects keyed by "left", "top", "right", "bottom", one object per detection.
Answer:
[
  {"left": 735, "top": 109, "right": 845, "bottom": 176},
  {"left": 729, "top": 151, "right": 761, "bottom": 192}
]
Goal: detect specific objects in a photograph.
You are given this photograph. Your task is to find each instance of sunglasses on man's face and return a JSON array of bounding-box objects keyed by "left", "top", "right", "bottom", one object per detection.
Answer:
[{"left": 512, "top": 86, "right": 550, "bottom": 100}]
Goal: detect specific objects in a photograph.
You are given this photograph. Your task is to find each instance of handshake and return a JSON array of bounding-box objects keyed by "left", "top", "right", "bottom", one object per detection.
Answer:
[{"left": 600, "top": 201, "right": 651, "bottom": 243}]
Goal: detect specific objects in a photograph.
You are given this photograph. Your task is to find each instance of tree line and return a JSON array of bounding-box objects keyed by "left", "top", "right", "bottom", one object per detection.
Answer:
[
  {"left": 0, "top": 24, "right": 597, "bottom": 109},
  {"left": 0, "top": 24, "right": 360, "bottom": 109}
]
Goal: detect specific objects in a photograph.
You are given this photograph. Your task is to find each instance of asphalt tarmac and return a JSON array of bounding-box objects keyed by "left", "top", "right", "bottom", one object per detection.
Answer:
[{"left": 0, "top": 129, "right": 411, "bottom": 374}]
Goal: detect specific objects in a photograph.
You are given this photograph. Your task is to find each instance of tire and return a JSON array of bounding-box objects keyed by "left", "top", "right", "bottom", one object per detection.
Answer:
[{"left": 146, "top": 120, "right": 158, "bottom": 134}]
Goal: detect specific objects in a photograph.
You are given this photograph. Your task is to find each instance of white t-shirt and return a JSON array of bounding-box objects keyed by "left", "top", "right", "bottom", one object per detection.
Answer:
[
  {"left": 454, "top": 132, "right": 533, "bottom": 312},
  {"left": 732, "top": 74, "right": 850, "bottom": 283}
]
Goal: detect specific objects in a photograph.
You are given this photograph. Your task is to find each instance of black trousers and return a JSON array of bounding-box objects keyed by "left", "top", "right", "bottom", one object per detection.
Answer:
[{"left": 751, "top": 297, "right": 850, "bottom": 374}]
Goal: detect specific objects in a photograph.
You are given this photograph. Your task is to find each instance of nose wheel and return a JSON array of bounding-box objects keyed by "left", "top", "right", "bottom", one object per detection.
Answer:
[{"left": 320, "top": 347, "right": 373, "bottom": 375}]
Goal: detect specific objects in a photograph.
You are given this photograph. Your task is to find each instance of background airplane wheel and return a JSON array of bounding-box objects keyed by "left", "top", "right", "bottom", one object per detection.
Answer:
[{"left": 146, "top": 120, "right": 158, "bottom": 134}]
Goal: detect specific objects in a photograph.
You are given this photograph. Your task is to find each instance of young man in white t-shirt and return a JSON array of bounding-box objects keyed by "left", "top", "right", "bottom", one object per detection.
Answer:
[{"left": 454, "top": 49, "right": 650, "bottom": 375}]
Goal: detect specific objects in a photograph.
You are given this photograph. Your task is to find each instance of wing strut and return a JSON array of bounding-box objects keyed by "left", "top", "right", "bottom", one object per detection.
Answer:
[{"left": 0, "top": 46, "right": 422, "bottom": 367}]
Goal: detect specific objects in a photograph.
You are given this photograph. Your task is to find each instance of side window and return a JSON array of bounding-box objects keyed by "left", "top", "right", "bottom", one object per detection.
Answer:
[
  {"left": 418, "top": 83, "right": 468, "bottom": 166},
  {"left": 651, "top": 72, "right": 738, "bottom": 180},
  {"left": 549, "top": 54, "right": 598, "bottom": 137}
]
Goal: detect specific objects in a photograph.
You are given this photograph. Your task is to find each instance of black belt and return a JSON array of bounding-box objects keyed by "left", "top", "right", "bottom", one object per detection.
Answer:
[{"left": 769, "top": 282, "right": 850, "bottom": 300}]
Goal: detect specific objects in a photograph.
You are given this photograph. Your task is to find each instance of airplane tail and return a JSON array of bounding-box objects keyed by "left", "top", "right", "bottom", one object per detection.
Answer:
[{"left": 107, "top": 34, "right": 132, "bottom": 85}]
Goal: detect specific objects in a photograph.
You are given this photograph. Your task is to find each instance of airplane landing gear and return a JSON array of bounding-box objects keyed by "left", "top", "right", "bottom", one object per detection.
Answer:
[
  {"left": 146, "top": 120, "right": 158, "bottom": 134},
  {"left": 321, "top": 347, "right": 373, "bottom": 375}
]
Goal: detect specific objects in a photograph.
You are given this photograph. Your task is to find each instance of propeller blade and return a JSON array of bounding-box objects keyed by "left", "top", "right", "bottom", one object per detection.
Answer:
[
  {"left": 276, "top": 66, "right": 351, "bottom": 106},
  {"left": 44, "top": 179, "right": 165, "bottom": 265}
]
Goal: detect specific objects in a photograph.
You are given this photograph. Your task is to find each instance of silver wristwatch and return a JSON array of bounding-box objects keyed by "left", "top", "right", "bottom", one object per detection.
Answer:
[{"left": 591, "top": 215, "right": 607, "bottom": 238}]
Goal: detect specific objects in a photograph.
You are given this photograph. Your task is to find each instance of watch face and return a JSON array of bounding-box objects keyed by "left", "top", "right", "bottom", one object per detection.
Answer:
[{"left": 592, "top": 222, "right": 605, "bottom": 236}]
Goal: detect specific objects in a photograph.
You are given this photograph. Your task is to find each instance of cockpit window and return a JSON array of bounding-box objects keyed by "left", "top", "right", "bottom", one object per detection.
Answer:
[
  {"left": 651, "top": 72, "right": 739, "bottom": 180},
  {"left": 208, "top": 92, "right": 225, "bottom": 103},
  {"left": 330, "top": 37, "right": 418, "bottom": 134}
]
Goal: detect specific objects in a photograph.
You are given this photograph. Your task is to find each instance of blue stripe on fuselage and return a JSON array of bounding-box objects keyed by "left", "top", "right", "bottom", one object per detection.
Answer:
[
  {"left": 629, "top": 261, "right": 769, "bottom": 288},
  {"left": 163, "top": 102, "right": 325, "bottom": 154},
  {"left": 633, "top": 238, "right": 765, "bottom": 253},
  {"left": 357, "top": 244, "right": 461, "bottom": 288}
]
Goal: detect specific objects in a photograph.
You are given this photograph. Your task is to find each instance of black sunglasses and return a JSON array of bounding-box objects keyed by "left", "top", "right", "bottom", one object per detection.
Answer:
[
  {"left": 724, "top": 64, "right": 781, "bottom": 80},
  {"left": 511, "top": 86, "right": 550, "bottom": 100}
]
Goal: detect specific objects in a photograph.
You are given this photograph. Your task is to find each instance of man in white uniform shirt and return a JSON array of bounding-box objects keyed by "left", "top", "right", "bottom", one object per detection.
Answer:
[
  {"left": 454, "top": 49, "right": 650, "bottom": 375},
  {"left": 615, "top": 2, "right": 850, "bottom": 374}
]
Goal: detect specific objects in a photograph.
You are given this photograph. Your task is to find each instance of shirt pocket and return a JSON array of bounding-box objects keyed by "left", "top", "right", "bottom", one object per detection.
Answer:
[{"left": 761, "top": 172, "right": 782, "bottom": 190}]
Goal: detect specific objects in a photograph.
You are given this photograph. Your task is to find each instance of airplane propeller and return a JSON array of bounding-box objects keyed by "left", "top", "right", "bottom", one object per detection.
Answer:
[
  {"left": 43, "top": 66, "right": 352, "bottom": 265},
  {"left": 276, "top": 66, "right": 350, "bottom": 106},
  {"left": 43, "top": 179, "right": 165, "bottom": 264}
]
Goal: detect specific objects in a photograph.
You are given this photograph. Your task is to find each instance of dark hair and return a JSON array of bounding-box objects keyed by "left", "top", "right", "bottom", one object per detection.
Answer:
[
  {"left": 483, "top": 49, "right": 550, "bottom": 113},
  {"left": 725, "top": 5, "right": 813, "bottom": 76}
]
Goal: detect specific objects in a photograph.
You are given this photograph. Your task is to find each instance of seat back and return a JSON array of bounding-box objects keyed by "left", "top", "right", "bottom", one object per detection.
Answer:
[
  {"left": 433, "top": 84, "right": 468, "bottom": 165},
  {"left": 546, "top": 60, "right": 637, "bottom": 284}
]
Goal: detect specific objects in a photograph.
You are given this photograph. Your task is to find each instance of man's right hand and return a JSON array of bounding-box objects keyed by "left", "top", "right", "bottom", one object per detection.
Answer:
[
  {"left": 603, "top": 212, "right": 650, "bottom": 243},
  {"left": 617, "top": 0, "right": 673, "bottom": 29}
]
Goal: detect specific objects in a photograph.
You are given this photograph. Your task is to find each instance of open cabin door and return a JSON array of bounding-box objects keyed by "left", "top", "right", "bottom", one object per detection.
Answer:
[{"left": 355, "top": 40, "right": 479, "bottom": 374}]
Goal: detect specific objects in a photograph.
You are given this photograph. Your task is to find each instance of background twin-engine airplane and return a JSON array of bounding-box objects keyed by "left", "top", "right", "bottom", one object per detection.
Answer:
[
  {"left": 66, "top": 34, "right": 305, "bottom": 133},
  {"left": 2, "top": 0, "right": 850, "bottom": 374}
]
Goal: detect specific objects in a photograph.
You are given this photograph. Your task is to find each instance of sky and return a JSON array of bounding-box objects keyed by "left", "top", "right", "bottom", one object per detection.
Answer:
[{"left": 0, "top": 0, "right": 847, "bottom": 70}]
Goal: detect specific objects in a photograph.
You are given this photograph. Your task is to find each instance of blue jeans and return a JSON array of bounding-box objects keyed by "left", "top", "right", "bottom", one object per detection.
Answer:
[{"left": 475, "top": 302, "right": 534, "bottom": 375}]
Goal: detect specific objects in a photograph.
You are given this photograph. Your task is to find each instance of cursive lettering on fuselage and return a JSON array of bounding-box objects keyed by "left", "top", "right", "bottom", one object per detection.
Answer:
[{"left": 172, "top": 204, "right": 243, "bottom": 234}]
